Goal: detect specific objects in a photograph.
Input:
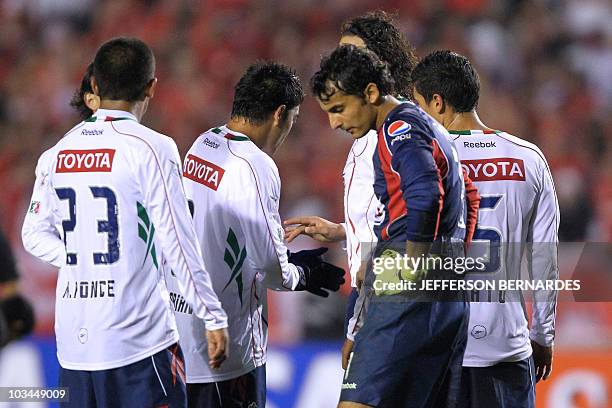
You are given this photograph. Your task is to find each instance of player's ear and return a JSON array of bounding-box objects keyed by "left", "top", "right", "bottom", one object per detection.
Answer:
[
  {"left": 84, "top": 93, "right": 100, "bottom": 112},
  {"left": 273, "top": 104, "right": 287, "bottom": 127},
  {"left": 364, "top": 83, "right": 380, "bottom": 104},
  {"left": 144, "top": 78, "right": 157, "bottom": 99},
  {"left": 432, "top": 93, "right": 445, "bottom": 114}
]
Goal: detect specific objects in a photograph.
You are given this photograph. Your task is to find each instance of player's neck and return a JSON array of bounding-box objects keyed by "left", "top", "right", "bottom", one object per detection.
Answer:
[
  {"left": 375, "top": 96, "right": 402, "bottom": 130},
  {"left": 98, "top": 100, "right": 143, "bottom": 122},
  {"left": 445, "top": 111, "right": 493, "bottom": 132},
  {"left": 226, "top": 119, "right": 269, "bottom": 151}
]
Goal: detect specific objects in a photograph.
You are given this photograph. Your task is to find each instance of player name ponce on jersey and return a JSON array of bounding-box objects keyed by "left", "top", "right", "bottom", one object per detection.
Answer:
[
  {"left": 22, "top": 109, "right": 227, "bottom": 370},
  {"left": 453, "top": 129, "right": 559, "bottom": 367},
  {"left": 166, "top": 125, "right": 304, "bottom": 382}
]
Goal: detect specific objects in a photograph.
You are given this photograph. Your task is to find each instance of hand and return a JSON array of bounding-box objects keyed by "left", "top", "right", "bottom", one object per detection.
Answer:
[
  {"left": 283, "top": 216, "right": 346, "bottom": 243},
  {"left": 341, "top": 338, "right": 354, "bottom": 370},
  {"left": 206, "top": 328, "right": 229, "bottom": 369},
  {"left": 531, "top": 340, "right": 553, "bottom": 382},
  {"left": 289, "top": 247, "right": 346, "bottom": 297}
]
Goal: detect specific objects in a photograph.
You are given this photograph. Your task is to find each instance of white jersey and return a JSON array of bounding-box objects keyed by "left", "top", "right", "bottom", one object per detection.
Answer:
[
  {"left": 21, "top": 109, "right": 227, "bottom": 370},
  {"left": 166, "top": 125, "right": 302, "bottom": 382},
  {"left": 342, "top": 131, "right": 381, "bottom": 341},
  {"left": 453, "top": 129, "right": 559, "bottom": 367},
  {"left": 342, "top": 130, "right": 380, "bottom": 287}
]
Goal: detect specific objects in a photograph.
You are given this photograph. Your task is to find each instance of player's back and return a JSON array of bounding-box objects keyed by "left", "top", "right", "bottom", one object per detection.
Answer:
[
  {"left": 168, "top": 125, "right": 275, "bottom": 382},
  {"left": 453, "top": 129, "right": 558, "bottom": 365},
  {"left": 41, "top": 109, "right": 179, "bottom": 370}
]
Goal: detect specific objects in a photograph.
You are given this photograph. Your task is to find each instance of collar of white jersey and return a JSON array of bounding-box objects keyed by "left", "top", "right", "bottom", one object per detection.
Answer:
[
  {"left": 448, "top": 129, "right": 500, "bottom": 136},
  {"left": 214, "top": 125, "right": 250, "bottom": 141},
  {"left": 84, "top": 109, "right": 138, "bottom": 123}
]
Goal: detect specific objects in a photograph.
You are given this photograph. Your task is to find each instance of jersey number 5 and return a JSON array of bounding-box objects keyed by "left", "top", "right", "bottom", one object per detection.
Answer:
[
  {"left": 55, "top": 187, "right": 120, "bottom": 265},
  {"left": 473, "top": 195, "right": 503, "bottom": 273}
]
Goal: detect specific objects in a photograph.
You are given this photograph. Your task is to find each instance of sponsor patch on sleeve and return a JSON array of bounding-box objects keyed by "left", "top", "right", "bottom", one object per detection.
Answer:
[
  {"left": 183, "top": 154, "right": 225, "bottom": 191},
  {"left": 386, "top": 120, "right": 412, "bottom": 145}
]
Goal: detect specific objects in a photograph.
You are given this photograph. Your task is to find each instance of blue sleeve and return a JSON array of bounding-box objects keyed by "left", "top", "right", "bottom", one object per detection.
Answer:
[{"left": 383, "top": 117, "right": 441, "bottom": 241}]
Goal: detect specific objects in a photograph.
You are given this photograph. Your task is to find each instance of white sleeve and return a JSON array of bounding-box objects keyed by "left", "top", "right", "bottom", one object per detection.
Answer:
[
  {"left": 346, "top": 287, "right": 370, "bottom": 341},
  {"left": 21, "top": 151, "right": 66, "bottom": 268},
  {"left": 339, "top": 222, "right": 347, "bottom": 251},
  {"left": 140, "top": 138, "right": 227, "bottom": 330},
  {"left": 245, "top": 160, "right": 302, "bottom": 291},
  {"left": 527, "top": 156, "right": 559, "bottom": 347}
]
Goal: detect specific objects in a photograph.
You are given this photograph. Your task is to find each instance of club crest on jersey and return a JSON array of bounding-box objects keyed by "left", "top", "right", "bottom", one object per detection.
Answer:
[
  {"left": 183, "top": 154, "right": 225, "bottom": 191},
  {"left": 387, "top": 120, "right": 412, "bottom": 145},
  {"left": 56, "top": 149, "right": 115, "bottom": 173},
  {"left": 28, "top": 201, "right": 41, "bottom": 214}
]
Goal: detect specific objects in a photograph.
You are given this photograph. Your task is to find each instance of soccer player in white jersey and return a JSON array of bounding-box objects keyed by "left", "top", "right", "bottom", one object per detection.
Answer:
[
  {"left": 412, "top": 50, "right": 559, "bottom": 407},
  {"left": 285, "top": 11, "right": 481, "bottom": 371},
  {"left": 21, "top": 38, "right": 229, "bottom": 407},
  {"left": 165, "top": 62, "right": 344, "bottom": 407}
]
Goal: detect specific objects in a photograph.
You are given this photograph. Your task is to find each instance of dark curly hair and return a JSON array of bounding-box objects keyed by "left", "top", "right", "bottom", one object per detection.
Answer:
[
  {"left": 231, "top": 62, "right": 304, "bottom": 124},
  {"left": 341, "top": 10, "right": 417, "bottom": 98},
  {"left": 411, "top": 50, "right": 481, "bottom": 113},
  {"left": 69, "top": 63, "right": 95, "bottom": 120},
  {"left": 311, "top": 45, "right": 395, "bottom": 101}
]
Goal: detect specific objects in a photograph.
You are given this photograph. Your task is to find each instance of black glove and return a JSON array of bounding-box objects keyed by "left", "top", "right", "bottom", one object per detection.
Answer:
[
  {"left": 289, "top": 247, "right": 345, "bottom": 297},
  {"left": 0, "top": 294, "right": 35, "bottom": 347}
]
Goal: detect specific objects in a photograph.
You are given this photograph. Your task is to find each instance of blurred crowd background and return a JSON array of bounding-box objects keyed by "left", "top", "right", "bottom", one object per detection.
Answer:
[{"left": 0, "top": 0, "right": 610, "bottom": 347}]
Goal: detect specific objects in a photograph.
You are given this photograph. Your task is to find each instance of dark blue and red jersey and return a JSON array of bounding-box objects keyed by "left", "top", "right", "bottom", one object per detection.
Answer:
[{"left": 373, "top": 102, "right": 467, "bottom": 242}]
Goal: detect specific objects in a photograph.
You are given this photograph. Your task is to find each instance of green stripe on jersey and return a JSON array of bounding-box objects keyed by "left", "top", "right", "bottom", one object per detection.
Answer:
[
  {"left": 448, "top": 130, "right": 501, "bottom": 135},
  {"left": 222, "top": 227, "right": 246, "bottom": 305},
  {"left": 136, "top": 202, "right": 158, "bottom": 269}
]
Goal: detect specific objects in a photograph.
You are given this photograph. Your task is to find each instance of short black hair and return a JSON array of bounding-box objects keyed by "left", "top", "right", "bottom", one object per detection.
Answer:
[
  {"left": 70, "top": 63, "right": 94, "bottom": 120},
  {"left": 411, "top": 50, "right": 480, "bottom": 113},
  {"left": 230, "top": 62, "right": 304, "bottom": 124},
  {"left": 93, "top": 37, "right": 155, "bottom": 102},
  {"left": 311, "top": 45, "right": 395, "bottom": 101},
  {"left": 342, "top": 10, "right": 417, "bottom": 98}
]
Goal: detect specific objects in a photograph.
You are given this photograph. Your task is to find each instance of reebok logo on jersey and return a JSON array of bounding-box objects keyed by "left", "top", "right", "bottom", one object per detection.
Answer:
[
  {"left": 471, "top": 325, "right": 487, "bottom": 339},
  {"left": 81, "top": 129, "right": 104, "bottom": 136},
  {"left": 463, "top": 141, "right": 496, "bottom": 148},
  {"left": 56, "top": 149, "right": 115, "bottom": 173},
  {"left": 183, "top": 154, "right": 225, "bottom": 191},
  {"left": 461, "top": 158, "right": 526, "bottom": 182},
  {"left": 203, "top": 137, "right": 220, "bottom": 149}
]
